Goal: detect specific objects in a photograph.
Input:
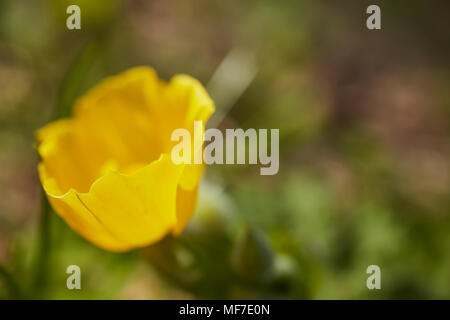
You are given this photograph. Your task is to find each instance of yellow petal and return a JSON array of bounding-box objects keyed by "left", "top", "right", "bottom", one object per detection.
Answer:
[
  {"left": 40, "top": 154, "right": 184, "bottom": 251},
  {"left": 162, "top": 75, "right": 214, "bottom": 190},
  {"left": 173, "top": 185, "right": 199, "bottom": 235},
  {"left": 37, "top": 119, "right": 99, "bottom": 194}
]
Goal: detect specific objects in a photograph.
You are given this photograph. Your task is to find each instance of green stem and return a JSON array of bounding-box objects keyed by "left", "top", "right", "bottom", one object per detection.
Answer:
[
  {"left": 0, "top": 264, "right": 21, "bottom": 299},
  {"left": 32, "top": 188, "right": 51, "bottom": 297}
]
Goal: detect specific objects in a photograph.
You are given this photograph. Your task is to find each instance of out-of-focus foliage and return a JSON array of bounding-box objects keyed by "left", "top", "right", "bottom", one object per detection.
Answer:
[{"left": 0, "top": 0, "right": 449, "bottom": 299}]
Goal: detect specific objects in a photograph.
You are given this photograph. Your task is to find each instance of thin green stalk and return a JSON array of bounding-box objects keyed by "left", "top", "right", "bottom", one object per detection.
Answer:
[{"left": 31, "top": 188, "right": 51, "bottom": 297}]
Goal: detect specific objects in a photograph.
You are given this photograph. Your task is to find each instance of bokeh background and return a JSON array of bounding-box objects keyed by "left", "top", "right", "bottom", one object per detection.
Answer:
[{"left": 0, "top": 0, "right": 449, "bottom": 299}]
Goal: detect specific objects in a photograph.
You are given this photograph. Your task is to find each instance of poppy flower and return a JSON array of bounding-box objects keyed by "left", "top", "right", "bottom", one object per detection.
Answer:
[{"left": 36, "top": 67, "right": 215, "bottom": 251}]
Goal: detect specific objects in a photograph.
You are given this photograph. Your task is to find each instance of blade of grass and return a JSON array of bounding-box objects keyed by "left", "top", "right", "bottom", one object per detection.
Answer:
[
  {"left": 207, "top": 48, "right": 258, "bottom": 128},
  {"left": 55, "top": 40, "right": 103, "bottom": 119}
]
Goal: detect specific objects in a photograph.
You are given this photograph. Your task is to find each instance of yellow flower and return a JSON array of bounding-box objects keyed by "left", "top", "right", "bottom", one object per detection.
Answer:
[{"left": 36, "top": 67, "right": 215, "bottom": 251}]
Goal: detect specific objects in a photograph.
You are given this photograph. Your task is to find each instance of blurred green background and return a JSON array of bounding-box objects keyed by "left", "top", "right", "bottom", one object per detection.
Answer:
[{"left": 0, "top": 0, "right": 449, "bottom": 299}]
